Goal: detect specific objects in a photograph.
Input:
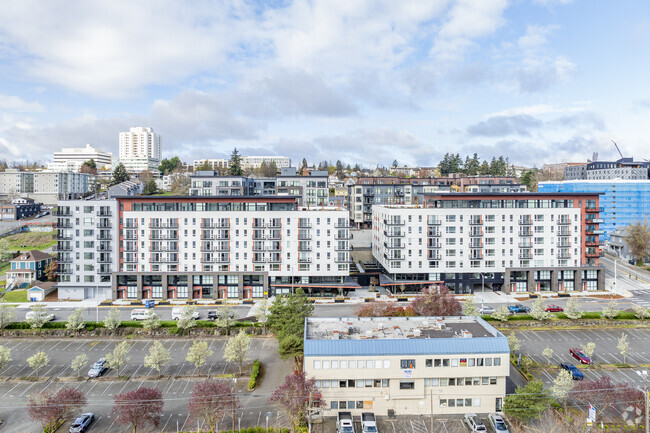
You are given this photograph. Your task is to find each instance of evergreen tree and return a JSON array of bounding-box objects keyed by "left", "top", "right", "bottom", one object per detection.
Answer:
[
  {"left": 335, "top": 160, "right": 344, "bottom": 178},
  {"left": 195, "top": 160, "right": 213, "bottom": 172},
  {"left": 110, "top": 163, "right": 130, "bottom": 186},
  {"left": 158, "top": 156, "right": 181, "bottom": 175},
  {"left": 229, "top": 148, "right": 243, "bottom": 176},
  {"left": 300, "top": 158, "right": 308, "bottom": 173},
  {"left": 478, "top": 160, "right": 490, "bottom": 175}
]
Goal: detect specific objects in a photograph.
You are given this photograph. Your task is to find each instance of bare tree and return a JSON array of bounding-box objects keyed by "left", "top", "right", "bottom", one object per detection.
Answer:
[
  {"left": 112, "top": 387, "right": 163, "bottom": 433},
  {"left": 28, "top": 387, "right": 86, "bottom": 433},
  {"left": 188, "top": 380, "right": 238, "bottom": 433},
  {"left": 624, "top": 219, "right": 650, "bottom": 264}
]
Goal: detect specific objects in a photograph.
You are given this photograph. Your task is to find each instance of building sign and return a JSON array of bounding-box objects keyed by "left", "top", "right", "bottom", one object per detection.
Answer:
[
  {"left": 403, "top": 369, "right": 413, "bottom": 378},
  {"left": 460, "top": 358, "right": 467, "bottom": 366},
  {"left": 588, "top": 403, "right": 596, "bottom": 422},
  {"left": 363, "top": 401, "right": 373, "bottom": 409}
]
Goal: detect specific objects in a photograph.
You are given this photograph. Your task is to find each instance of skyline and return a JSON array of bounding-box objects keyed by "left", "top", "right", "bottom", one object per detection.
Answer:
[{"left": 1, "top": 0, "right": 649, "bottom": 167}]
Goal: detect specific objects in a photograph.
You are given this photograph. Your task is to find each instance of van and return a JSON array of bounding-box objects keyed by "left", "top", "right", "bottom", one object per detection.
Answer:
[
  {"left": 130, "top": 309, "right": 152, "bottom": 320},
  {"left": 171, "top": 307, "right": 200, "bottom": 320}
]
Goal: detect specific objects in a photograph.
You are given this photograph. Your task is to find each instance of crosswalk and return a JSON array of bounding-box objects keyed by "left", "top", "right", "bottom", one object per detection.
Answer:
[{"left": 630, "top": 289, "right": 650, "bottom": 307}]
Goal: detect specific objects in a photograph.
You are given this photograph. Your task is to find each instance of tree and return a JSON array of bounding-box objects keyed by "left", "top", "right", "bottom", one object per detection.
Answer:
[
  {"left": 581, "top": 342, "right": 596, "bottom": 360},
  {"left": 213, "top": 305, "right": 235, "bottom": 333},
  {"left": 80, "top": 158, "right": 97, "bottom": 175},
  {"left": 140, "top": 170, "right": 159, "bottom": 195},
  {"left": 269, "top": 371, "right": 323, "bottom": 433},
  {"left": 617, "top": 333, "right": 630, "bottom": 364},
  {"left": 570, "top": 376, "right": 645, "bottom": 419},
  {"left": 0, "top": 345, "right": 11, "bottom": 372},
  {"left": 0, "top": 300, "right": 16, "bottom": 336},
  {"left": 43, "top": 261, "right": 58, "bottom": 282},
  {"left": 187, "top": 341, "right": 213, "bottom": 374},
  {"left": 530, "top": 298, "right": 551, "bottom": 321},
  {"left": 602, "top": 300, "right": 620, "bottom": 319},
  {"left": 65, "top": 307, "right": 85, "bottom": 333},
  {"left": 27, "top": 304, "right": 50, "bottom": 330},
  {"left": 391, "top": 159, "right": 399, "bottom": 168},
  {"left": 0, "top": 237, "right": 11, "bottom": 262},
  {"left": 624, "top": 220, "right": 650, "bottom": 264},
  {"left": 300, "top": 158, "right": 308, "bottom": 173},
  {"left": 229, "top": 148, "right": 243, "bottom": 176},
  {"left": 106, "top": 341, "right": 131, "bottom": 377},
  {"left": 462, "top": 296, "right": 479, "bottom": 316},
  {"left": 464, "top": 153, "right": 480, "bottom": 175},
  {"left": 254, "top": 298, "right": 270, "bottom": 328},
  {"left": 224, "top": 330, "right": 251, "bottom": 376},
  {"left": 633, "top": 304, "right": 650, "bottom": 320},
  {"left": 507, "top": 333, "right": 520, "bottom": 353},
  {"left": 28, "top": 351, "right": 50, "bottom": 378},
  {"left": 144, "top": 341, "right": 171, "bottom": 377},
  {"left": 158, "top": 156, "right": 181, "bottom": 175},
  {"left": 103, "top": 308, "right": 121, "bottom": 334},
  {"left": 521, "top": 169, "right": 539, "bottom": 191},
  {"left": 542, "top": 347, "right": 554, "bottom": 364},
  {"left": 335, "top": 160, "right": 344, "bottom": 179},
  {"left": 188, "top": 380, "right": 238, "bottom": 433},
  {"left": 176, "top": 305, "right": 198, "bottom": 333},
  {"left": 71, "top": 353, "right": 88, "bottom": 379},
  {"left": 504, "top": 379, "right": 551, "bottom": 421},
  {"left": 142, "top": 311, "right": 161, "bottom": 332},
  {"left": 112, "top": 387, "right": 164, "bottom": 433},
  {"left": 563, "top": 297, "right": 583, "bottom": 319},
  {"left": 410, "top": 285, "right": 462, "bottom": 316},
  {"left": 490, "top": 305, "right": 510, "bottom": 322},
  {"left": 355, "top": 301, "right": 413, "bottom": 317},
  {"left": 169, "top": 170, "right": 190, "bottom": 195},
  {"left": 267, "top": 288, "right": 314, "bottom": 370},
  {"left": 551, "top": 370, "right": 574, "bottom": 411},
  {"left": 28, "top": 387, "right": 86, "bottom": 433},
  {"left": 195, "top": 160, "right": 213, "bottom": 172},
  {"left": 110, "top": 162, "right": 130, "bottom": 186}
]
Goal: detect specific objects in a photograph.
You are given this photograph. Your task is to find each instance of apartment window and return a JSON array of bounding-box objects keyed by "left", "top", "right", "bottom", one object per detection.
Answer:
[
  {"left": 399, "top": 381, "right": 415, "bottom": 390},
  {"left": 400, "top": 359, "right": 415, "bottom": 369},
  {"left": 152, "top": 287, "right": 162, "bottom": 299},
  {"left": 426, "top": 359, "right": 432, "bottom": 367}
]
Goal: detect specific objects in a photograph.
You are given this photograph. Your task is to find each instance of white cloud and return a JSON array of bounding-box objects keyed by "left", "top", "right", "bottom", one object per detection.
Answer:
[
  {"left": 0, "top": 94, "right": 44, "bottom": 112},
  {"left": 517, "top": 25, "right": 556, "bottom": 51}
]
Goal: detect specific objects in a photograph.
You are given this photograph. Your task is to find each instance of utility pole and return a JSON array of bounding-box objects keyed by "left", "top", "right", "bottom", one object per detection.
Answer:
[
  {"left": 429, "top": 389, "right": 433, "bottom": 433},
  {"left": 232, "top": 378, "right": 237, "bottom": 432},
  {"left": 636, "top": 370, "right": 649, "bottom": 433},
  {"left": 307, "top": 390, "right": 313, "bottom": 433}
]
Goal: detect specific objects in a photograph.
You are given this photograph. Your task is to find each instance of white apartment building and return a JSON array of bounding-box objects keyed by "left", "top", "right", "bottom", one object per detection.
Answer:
[
  {"left": 56, "top": 196, "right": 354, "bottom": 300},
  {"left": 118, "top": 127, "right": 161, "bottom": 173},
  {"left": 241, "top": 156, "right": 291, "bottom": 170},
  {"left": 304, "top": 316, "right": 509, "bottom": 416},
  {"left": 0, "top": 171, "right": 92, "bottom": 205},
  {"left": 48, "top": 143, "right": 113, "bottom": 172},
  {"left": 193, "top": 158, "right": 230, "bottom": 172},
  {"left": 372, "top": 193, "right": 604, "bottom": 294}
]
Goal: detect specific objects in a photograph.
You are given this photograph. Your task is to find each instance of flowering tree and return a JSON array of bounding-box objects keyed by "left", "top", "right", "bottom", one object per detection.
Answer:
[
  {"left": 410, "top": 285, "right": 462, "bottom": 316},
  {"left": 28, "top": 387, "right": 86, "bottom": 433},
  {"left": 355, "top": 301, "right": 414, "bottom": 317},
  {"left": 112, "top": 387, "right": 164, "bottom": 433},
  {"left": 188, "top": 380, "right": 238, "bottom": 433},
  {"left": 269, "top": 371, "right": 323, "bottom": 433},
  {"left": 570, "top": 376, "right": 644, "bottom": 418}
]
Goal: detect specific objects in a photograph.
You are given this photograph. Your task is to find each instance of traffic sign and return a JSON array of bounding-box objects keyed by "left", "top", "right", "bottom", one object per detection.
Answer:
[{"left": 588, "top": 403, "right": 596, "bottom": 421}]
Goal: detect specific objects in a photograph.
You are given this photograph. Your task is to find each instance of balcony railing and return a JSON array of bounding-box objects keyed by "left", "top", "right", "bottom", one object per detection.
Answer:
[{"left": 385, "top": 219, "right": 405, "bottom": 226}]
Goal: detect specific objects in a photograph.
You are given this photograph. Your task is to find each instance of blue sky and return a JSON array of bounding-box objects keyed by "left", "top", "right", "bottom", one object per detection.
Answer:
[{"left": 0, "top": 0, "right": 649, "bottom": 168}]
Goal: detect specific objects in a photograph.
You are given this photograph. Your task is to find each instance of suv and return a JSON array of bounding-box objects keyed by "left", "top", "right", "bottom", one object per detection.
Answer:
[
  {"left": 26, "top": 310, "right": 55, "bottom": 322},
  {"left": 69, "top": 412, "right": 94, "bottom": 433},
  {"left": 88, "top": 358, "right": 108, "bottom": 378},
  {"left": 337, "top": 411, "right": 355, "bottom": 433},
  {"left": 508, "top": 304, "right": 530, "bottom": 314},
  {"left": 464, "top": 413, "right": 487, "bottom": 432},
  {"left": 487, "top": 413, "right": 509, "bottom": 432},
  {"left": 560, "top": 363, "right": 584, "bottom": 380}
]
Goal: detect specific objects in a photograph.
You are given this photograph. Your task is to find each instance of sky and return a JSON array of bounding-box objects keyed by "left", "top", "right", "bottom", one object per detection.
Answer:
[{"left": 0, "top": 0, "right": 649, "bottom": 169}]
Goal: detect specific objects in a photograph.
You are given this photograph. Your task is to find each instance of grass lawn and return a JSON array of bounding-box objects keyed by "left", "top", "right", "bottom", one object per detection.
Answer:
[
  {"left": 2, "top": 289, "right": 28, "bottom": 302},
  {"left": 3, "top": 231, "right": 57, "bottom": 251},
  {"left": 0, "top": 262, "right": 10, "bottom": 277}
]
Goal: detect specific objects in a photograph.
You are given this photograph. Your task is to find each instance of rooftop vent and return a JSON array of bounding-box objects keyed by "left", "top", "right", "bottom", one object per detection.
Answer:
[
  {"left": 461, "top": 330, "right": 472, "bottom": 338},
  {"left": 413, "top": 329, "right": 422, "bottom": 337}
]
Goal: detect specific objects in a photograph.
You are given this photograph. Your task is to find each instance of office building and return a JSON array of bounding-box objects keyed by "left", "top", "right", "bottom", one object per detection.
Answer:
[
  {"left": 0, "top": 198, "right": 42, "bottom": 220},
  {"left": 48, "top": 143, "right": 113, "bottom": 172},
  {"left": 564, "top": 158, "right": 650, "bottom": 180},
  {"left": 56, "top": 196, "right": 354, "bottom": 301},
  {"left": 539, "top": 180, "right": 650, "bottom": 241},
  {"left": 118, "top": 127, "right": 161, "bottom": 173},
  {"left": 0, "top": 170, "right": 92, "bottom": 205},
  {"left": 304, "top": 316, "right": 509, "bottom": 416},
  {"left": 372, "top": 192, "right": 604, "bottom": 294}
]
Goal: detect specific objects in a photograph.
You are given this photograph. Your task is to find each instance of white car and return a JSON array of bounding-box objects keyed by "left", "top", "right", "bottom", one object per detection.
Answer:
[
  {"left": 171, "top": 307, "right": 200, "bottom": 320},
  {"left": 478, "top": 306, "right": 495, "bottom": 315},
  {"left": 464, "top": 413, "right": 487, "bottom": 432},
  {"left": 488, "top": 413, "right": 509, "bottom": 432},
  {"left": 25, "top": 310, "right": 55, "bottom": 322}
]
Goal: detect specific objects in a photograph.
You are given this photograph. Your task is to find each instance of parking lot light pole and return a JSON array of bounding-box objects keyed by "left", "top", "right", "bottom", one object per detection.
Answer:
[{"left": 636, "top": 370, "right": 649, "bottom": 433}]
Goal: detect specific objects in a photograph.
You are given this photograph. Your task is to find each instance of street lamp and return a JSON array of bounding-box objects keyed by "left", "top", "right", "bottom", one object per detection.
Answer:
[{"left": 636, "top": 370, "right": 649, "bottom": 433}]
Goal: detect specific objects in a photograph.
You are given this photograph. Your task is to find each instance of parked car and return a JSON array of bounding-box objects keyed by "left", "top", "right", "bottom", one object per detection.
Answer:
[
  {"left": 570, "top": 348, "right": 592, "bottom": 365},
  {"left": 337, "top": 412, "right": 355, "bottom": 433},
  {"left": 361, "top": 412, "right": 378, "bottom": 433},
  {"left": 88, "top": 358, "right": 108, "bottom": 378},
  {"left": 69, "top": 412, "right": 94, "bottom": 433},
  {"left": 25, "top": 310, "right": 55, "bottom": 322},
  {"left": 207, "top": 310, "right": 235, "bottom": 320},
  {"left": 478, "top": 306, "right": 495, "bottom": 315},
  {"left": 487, "top": 413, "right": 509, "bottom": 432},
  {"left": 171, "top": 307, "right": 200, "bottom": 320},
  {"left": 463, "top": 413, "right": 487, "bottom": 432},
  {"left": 130, "top": 309, "right": 155, "bottom": 320},
  {"left": 560, "top": 363, "right": 584, "bottom": 380},
  {"left": 507, "top": 304, "right": 531, "bottom": 314},
  {"left": 545, "top": 305, "right": 563, "bottom": 312}
]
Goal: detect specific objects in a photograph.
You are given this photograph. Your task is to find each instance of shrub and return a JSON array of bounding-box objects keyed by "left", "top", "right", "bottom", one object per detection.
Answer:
[{"left": 249, "top": 359, "right": 261, "bottom": 390}]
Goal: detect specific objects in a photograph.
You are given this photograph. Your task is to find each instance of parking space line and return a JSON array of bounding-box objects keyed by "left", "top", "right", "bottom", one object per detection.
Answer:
[
  {"left": 160, "top": 413, "right": 174, "bottom": 432},
  {"left": 19, "top": 382, "right": 38, "bottom": 397}
]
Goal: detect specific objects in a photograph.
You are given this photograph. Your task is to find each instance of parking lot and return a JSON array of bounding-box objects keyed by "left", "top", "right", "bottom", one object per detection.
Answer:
[{"left": 0, "top": 337, "right": 293, "bottom": 433}]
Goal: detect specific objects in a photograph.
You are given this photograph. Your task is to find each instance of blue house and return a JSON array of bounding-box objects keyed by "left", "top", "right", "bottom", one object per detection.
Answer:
[{"left": 6, "top": 250, "right": 53, "bottom": 288}]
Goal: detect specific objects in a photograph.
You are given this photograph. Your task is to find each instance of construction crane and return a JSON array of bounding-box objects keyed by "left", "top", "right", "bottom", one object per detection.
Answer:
[{"left": 612, "top": 140, "right": 624, "bottom": 159}]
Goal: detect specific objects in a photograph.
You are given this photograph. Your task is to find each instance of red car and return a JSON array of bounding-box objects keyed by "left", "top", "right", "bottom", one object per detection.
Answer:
[
  {"left": 545, "top": 305, "right": 563, "bottom": 312},
  {"left": 570, "top": 348, "right": 592, "bottom": 364}
]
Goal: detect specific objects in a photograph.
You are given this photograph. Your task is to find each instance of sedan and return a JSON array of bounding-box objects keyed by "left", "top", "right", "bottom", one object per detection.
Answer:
[
  {"left": 25, "top": 310, "right": 55, "bottom": 321},
  {"left": 69, "top": 413, "right": 94, "bottom": 433},
  {"left": 487, "top": 413, "right": 509, "bottom": 432},
  {"left": 478, "top": 306, "right": 495, "bottom": 315},
  {"left": 87, "top": 358, "right": 108, "bottom": 378},
  {"left": 545, "top": 305, "right": 564, "bottom": 312},
  {"left": 560, "top": 363, "right": 584, "bottom": 380},
  {"left": 570, "top": 348, "right": 592, "bottom": 365}
]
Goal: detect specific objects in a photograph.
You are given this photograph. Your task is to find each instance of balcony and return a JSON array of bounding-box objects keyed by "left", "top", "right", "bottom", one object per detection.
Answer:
[
  {"left": 298, "top": 222, "right": 313, "bottom": 229},
  {"left": 97, "top": 211, "right": 113, "bottom": 217},
  {"left": 335, "top": 222, "right": 351, "bottom": 228},
  {"left": 518, "top": 252, "right": 532, "bottom": 259},
  {"left": 518, "top": 241, "right": 532, "bottom": 248},
  {"left": 427, "top": 218, "right": 442, "bottom": 226},
  {"left": 427, "top": 252, "right": 441, "bottom": 260},
  {"left": 427, "top": 242, "right": 441, "bottom": 249},
  {"left": 56, "top": 209, "right": 72, "bottom": 217},
  {"left": 591, "top": 218, "right": 604, "bottom": 224},
  {"left": 201, "top": 221, "right": 230, "bottom": 229},
  {"left": 97, "top": 255, "right": 112, "bottom": 263},
  {"left": 149, "top": 234, "right": 178, "bottom": 240},
  {"left": 97, "top": 222, "right": 112, "bottom": 229},
  {"left": 557, "top": 252, "right": 572, "bottom": 259},
  {"left": 335, "top": 257, "right": 353, "bottom": 263},
  {"left": 298, "top": 245, "right": 312, "bottom": 252},
  {"left": 335, "top": 244, "right": 353, "bottom": 251},
  {"left": 57, "top": 233, "right": 73, "bottom": 240},
  {"left": 585, "top": 240, "right": 599, "bottom": 247},
  {"left": 383, "top": 253, "right": 404, "bottom": 261},
  {"left": 267, "top": 232, "right": 282, "bottom": 240},
  {"left": 298, "top": 257, "right": 312, "bottom": 263},
  {"left": 518, "top": 229, "right": 532, "bottom": 237},
  {"left": 298, "top": 234, "right": 312, "bottom": 241},
  {"left": 151, "top": 222, "right": 179, "bottom": 229},
  {"left": 98, "top": 266, "right": 111, "bottom": 275},
  {"left": 586, "top": 229, "right": 604, "bottom": 235},
  {"left": 58, "top": 267, "right": 73, "bottom": 275},
  {"left": 385, "top": 219, "right": 405, "bottom": 226},
  {"left": 469, "top": 229, "right": 483, "bottom": 237},
  {"left": 469, "top": 241, "right": 483, "bottom": 248},
  {"left": 384, "top": 242, "right": 403, "bottom": 249},
  {"left": 586, "top": 250, "right": 600, "bottom": 258},
  {"left": 267, "top": 221, "right": 282, "bottom": 228},
  {"left": 57, "top": 222, "right": 73, "bottom": 229},
  {"left": 557, "top": 230, "right": 571, "bottom": 237},
  {"left": 96, "top": 245, "right": 112, "bottom": 252},
  {"left": 54, "top": 244, "right": 72, "bottom": 252},
  {"left": 383, "top": 230, "right": 404, "bottom": 238},
  {"left": 557, "top": 241, "right": 572, "bottom": 248},
  {"left": 56, "top": 254, "right": 72, "bottom": 263},
  {"left": 518, "top": 217, "right": 532, "bottom": 225},
  {"left": 557, "top": 218, "right": 571, "bottom": 225},
  {"left": 253, "top": 256, "right": 266, "bottom": 263},
  {"left": 586, "top": 207, "right": 598, "bottom": 213},
  {"left": 469, "top": 216, "right": 483, "bottom": 225},
  {"left": 335, "top": 233, "right": 353, "bottom": 240},
  {"left": 215, "top": 256, "right": 230, "bottom": 263},
  {"left": 428, "top": 229, "right": 441, "bottom": 237},
  {"left": 123, "top": 224, "right": 138, "bottom": 229}
]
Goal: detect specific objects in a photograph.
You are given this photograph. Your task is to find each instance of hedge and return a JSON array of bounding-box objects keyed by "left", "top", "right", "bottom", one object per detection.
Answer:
[
  {"left": 182, "top": 427, "right": 289, "bottom": 433},
  {"left": 249, "top": 359, "right": 261, "bottom": 390}
]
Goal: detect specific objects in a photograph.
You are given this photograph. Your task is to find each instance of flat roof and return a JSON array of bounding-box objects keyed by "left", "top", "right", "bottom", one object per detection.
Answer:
[
  {"left": 304, "top": 316, "right": 509, "bottom": 357},
  {"left": 423, "top": 192, "right": 600, "bottom": 198}
]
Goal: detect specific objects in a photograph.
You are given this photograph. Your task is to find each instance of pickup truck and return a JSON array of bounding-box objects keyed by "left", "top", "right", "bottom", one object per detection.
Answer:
[
  {"left": 361, "top": 412, "right": 377, "bottom": 433},
  {"left": 507, "top": 304, "right": 531, "bottom": 314},
  {"left": 337, "top": 412, "right": 355, "bottom": 433}
]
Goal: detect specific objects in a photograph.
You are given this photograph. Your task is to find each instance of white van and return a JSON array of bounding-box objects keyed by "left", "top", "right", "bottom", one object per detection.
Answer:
[
  {"left": 130, "top": 309, "right": 153, "bottom": 320},
  {"left": 171, "top": 307, "right": 200, "bottom": 320}
]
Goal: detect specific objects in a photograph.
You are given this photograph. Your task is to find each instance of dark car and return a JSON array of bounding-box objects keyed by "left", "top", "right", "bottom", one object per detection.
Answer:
[
  {"left": 570, "top": 348, "right": 592, "bottom": 365},
  {"left": 69, "top": 413, "right": 94, "bottom": 433},
  {"left": 545, "top": 305, "right": 564, "bottom": 312},
  {"left": 508, "top": 304, "right": 531, "bottom": 314},
  {"left": 207, "top": 310, "right": 235, "bottom": 320},
  {"left": 87, "top": 358, "right": 108, "bottom": 378},
  {"left": 560, "top": 363, "right": 584, "bottom": 380}
]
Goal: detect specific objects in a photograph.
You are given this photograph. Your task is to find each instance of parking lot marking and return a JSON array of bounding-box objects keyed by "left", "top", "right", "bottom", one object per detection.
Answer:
[
  {"left": 19, "top": 381, "right": 38, "bottom": 397},
  {"left": 160, "top": 412, "right": 174, "bottom": 432}
]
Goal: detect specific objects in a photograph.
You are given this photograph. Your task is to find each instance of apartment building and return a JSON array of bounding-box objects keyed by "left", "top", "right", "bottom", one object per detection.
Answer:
[
  {"left": 564, "top": 158, "right": 650, "bottom": 180},
  {"left": 56, "top": 196, "right": 353, "bottom": 300},
  {"left": 539, "top": 179, "right": 650, "bottom": 241},
  {"left": 372, "top": 193, "right": 604, "bottom": 294},
  {"left": 0, "top": 170, "right": 92, "bottom": 205},
  {"left": 349, "top": 176, "right": 524, "bottom": 228},
  {"left": 304, "top": 316, "right": 509, "bottom": 416},
  {"left": 193, "top": 158, "right": 230, "bottom": 172},
  {"left": 48, "top": 143, "right": 113, "bottom": 172},
  {"left": 241, "top": 156, "right": 291, "bottom": 170},
  {"left": 118, "top": 127, "right": 162, "bottom": 173}
]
